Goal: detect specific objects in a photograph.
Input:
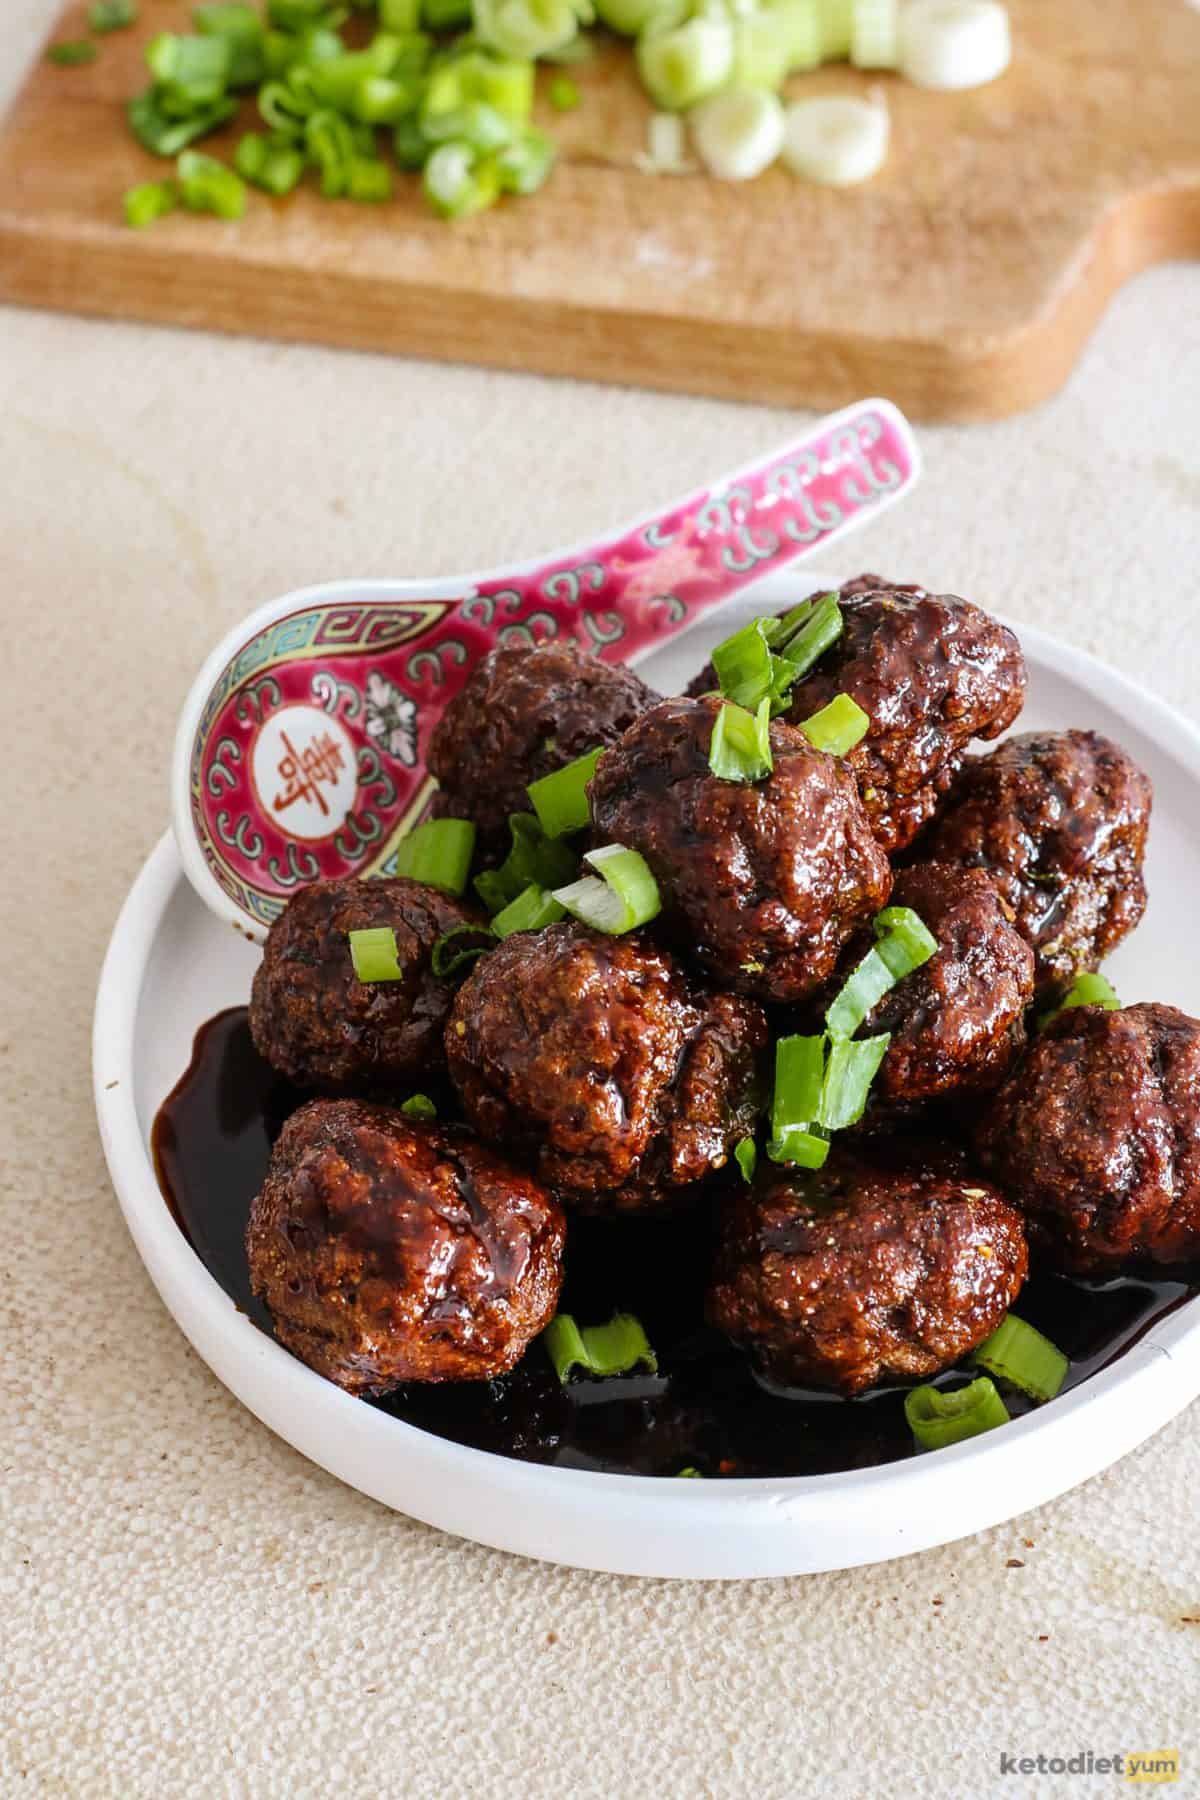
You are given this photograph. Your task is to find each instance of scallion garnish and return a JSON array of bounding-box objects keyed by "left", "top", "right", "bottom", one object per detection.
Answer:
[
  {"left": 177, "top": 149, "right": 248, "bottom": 218},
  {"left": 873, "top": 905, "right": 938, "bottom": 977},
  {"left": 775, "top": 592, "right": 842, "bottom": 683},
  {"left": 90, "top": 0, "right": 138, "bottom": 31},
  {"left": 734, "top": 1137, "right": 757, "bottom": 1184},
  {"left": 766, "top": 1034, "right": 828, "bottom": 1167},
  {"left": 797, "top": 692, "right": 870, "bottom": 756},
  {"left": 527, "top": 746, "right": 603, "bottom": 838},
  {"left": 548, "top": 73, "right": 580, "bottom": 109},
  {"left": 348, "top": 926, "right": 405, "bottom": 983},
  {"left": 552, "top": 843, "right": 661, "bottom": 936},
  {"left": 711, "top": 619, "right": 775, "bottom": 711},
  {"left": 543, "top": 1311, "right": 658, "bottom": 1384},
  {"left": 400, "top": 1092, "right": 438, "bottom": 1119},
  {"left": 124, "top": 180, "right": 180, "bottom": 228},
  {"left": 969, "top": 1315, "right": 1068, "bottom": 1403},
  {"left": 235, "top": 131, "right": 306, "bottom": 194},
  {"left": 48, "top": 41, "right": 100, "bottom": 66},
  {"left": 825, "top": 904, "right": 937, "bottom": 1040},
  {"left": 474, "top": 812, "right": 579, "bottom": 914},
  {"left": 817, "top": 1033, "right": 890, "bottom": 1131},
  {"left": 1038, "top": 970, "right": 1121, "bottom": 1030},
  {"left": 905, "top": 1377, "right": 1010, "bottom": 1451},
  {"left": 431, "top": 924, "right": 495, "bottom": 978},
  {"left": 708, "top": 697, "right": 773, "bottom": 782},
  {"left": 635, "top": 10, "right": 734, "bottom": 111},
  {"left": 491, "top": 883, "right": 566, "bottom": 939},
  {"left": 422, "top": 139, "right": 502, "bottom": 216},
  {"left": 676, "top": 1466, "right": 703, "bottom": 1478},
  {"left": 394, "top": 817, "right": 476, "bottom": 896}
]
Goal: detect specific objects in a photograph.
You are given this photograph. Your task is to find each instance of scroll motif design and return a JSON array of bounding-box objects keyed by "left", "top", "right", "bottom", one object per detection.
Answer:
[
  {"left": 334, "top": 809, "right": 385, "bottom": 859},
  {"left": 206, "top": 736, "right": 241, "bottom": 798},
  {"left": 265, "top": 841, "right": 321, "bottom": 887},
  {"left": 311, "top": 671, "right": 363, "bottom": 719},
  {"left": 215, "top": 810, "right": 264, "bottom": 861},
  {"left": 544, "top": 563, "right": 605, "bottom": 606},
  {"left": 233, "top": 675, "right": 282, "bottom": 727},
  {"left": 404, "top": 638, "right": 469, "bottom": 687}
]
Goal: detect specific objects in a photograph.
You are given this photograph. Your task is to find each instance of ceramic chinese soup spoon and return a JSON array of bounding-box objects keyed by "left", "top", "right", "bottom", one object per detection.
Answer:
[{"left": 171, "top": 398, "right": 920, "bottom": 939}]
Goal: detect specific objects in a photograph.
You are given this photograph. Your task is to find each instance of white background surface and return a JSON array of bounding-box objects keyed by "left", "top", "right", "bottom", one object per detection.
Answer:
[{"left": 4, "top": 1, "right": 1200, "bottom": 1793}]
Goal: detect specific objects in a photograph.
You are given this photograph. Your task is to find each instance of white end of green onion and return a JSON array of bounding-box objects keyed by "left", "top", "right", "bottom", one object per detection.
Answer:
[
  {"left": 898, "top": 0, "right": 1011, "bottom": 91},
  {"left": 689, "top": 87, "right": 784, "bottom": 182},
  {"left": 849, "top": 0, "right": 898, "bottom": 68},
  {"left": 633, "top": 110, "right": 696, "bottom": 173},
  {"left": 782, "top": 91, "right": 889, "bottom": 186}
]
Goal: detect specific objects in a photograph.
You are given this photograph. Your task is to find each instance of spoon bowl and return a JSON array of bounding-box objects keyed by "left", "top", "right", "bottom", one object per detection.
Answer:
[{"left": 171, "top": 398, "right": 919, "bottom": 938}]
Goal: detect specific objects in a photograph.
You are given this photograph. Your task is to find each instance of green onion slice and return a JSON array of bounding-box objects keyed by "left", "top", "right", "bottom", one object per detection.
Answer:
[
  {"left": 817, "top": 1033, "right": 890, "bottom": 1131},
  {"left": 768, "top": 1125, "right": 829, "bottom": 1169},
  {"left": 394, "top": 817, "right": 476, "bottom": 896},
  {"left": 348, "top": 926, "right": 405, "bottom": 983},
  {"left": 431, "top": 924, "right": 495, "bottom": 979},
  {"left": 527, "top": 746, "right": 602, "bottom": 838},
  {"left": 90, "top": 0, "right": 139, "bottom": 30},
  {"left": 543, "top": 1312, "right": 658, "bottom": 1384},
  {"left": 549, "top": 73, "right": 580, "bottom": 109},
  {"left": 767, "top": 1034, "right": 827, "bottom": 1166},
  {"left": 491, "top": 883, "right": 566, "bottom": 939},
  {"left": 129, "top": 89, "right": 238, "bottom": 156},
  {"left": 474, "top": 812, "right": 579, "bottom": 914},
  {"left": 774, "top": 592, "right": 842, "bottom": 682},
  {"left": 1038, "top": 970, "right": 1121, "bottom": 1030},
  {"left": 711, "top": 619, "right": 775, "bottom": 711},
  {"left": 797, "top": 692, "right": 870, "bottom": 756},
  {"left": 734, "top": 1137, "right": 757, "bottom": 1184},
  {"left": 400, "top": 1093, "right": 438, "bottom": 1120},
  {"left": 676, "top": 1466, "right": 703, "bottom": 1478},
  {"left": 552, "top": 843, "right": 661, "bottom": 936},
  {"left": 234, "top": 132, "right": 305, "bottom": 195},
  {"left": 177, "top": 150, "right": 248, "bottom": 219},
  {"left": 905, "top": 1377, "right": 1010, "bottom": 1451},
  {"left": 124, "top": 180, "right": 179, "bottom": 227},
  {"left": 825, "top": 904, "right": 937, "bottom": 1040},
  {"left": 48, "top": 41, "right": 100, "bottom": 65},
  {"left": 709, "top": 698, "right": 773, "bottom": 783},
  {"left": 969, "top": 1315, "right": 1068, "bottom": 1403},
  {"left": 873, "top": 905, "right": 938, "bottom": 977}
]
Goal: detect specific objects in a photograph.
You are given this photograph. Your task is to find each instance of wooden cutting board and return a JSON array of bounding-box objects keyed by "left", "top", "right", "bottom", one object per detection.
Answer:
[{"left": 2, "top": 0, "right": 1198, "bottom": 419}]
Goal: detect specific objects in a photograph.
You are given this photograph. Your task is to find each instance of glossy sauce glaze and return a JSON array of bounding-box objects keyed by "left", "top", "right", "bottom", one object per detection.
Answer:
[{"left": 152, "top": 1007, "right": 1200, "bottom": 1478}]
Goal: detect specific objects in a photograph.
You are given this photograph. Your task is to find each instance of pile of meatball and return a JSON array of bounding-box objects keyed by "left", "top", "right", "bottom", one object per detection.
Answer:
[{"left": 244, "top": 577, "right": 1200, "bottom": 1416}]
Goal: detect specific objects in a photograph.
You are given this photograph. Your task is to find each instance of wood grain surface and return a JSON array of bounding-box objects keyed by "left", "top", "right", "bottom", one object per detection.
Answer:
[{"left": 1, "top": 0, "right": 1198, "bottom": 419}]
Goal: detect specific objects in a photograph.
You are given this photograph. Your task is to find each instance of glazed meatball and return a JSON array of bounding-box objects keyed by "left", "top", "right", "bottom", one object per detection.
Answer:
[
  {"left": 247, "top": 1098, "right": 566, "bottom": 1392},
  {"left": 249, "top": 877, "right": 488, "bottom": 1091},
  {"left": 589, "top": 694, "right": 892, "bottom": 1002},
  {"left": 976, "top": 1002, "right": 1200, "bottom": 1273},
  {"left": 428, "top": 641, "right": 656, "bottom": 850},
  {"left": 445, "top": 921, "right": 768, "bottom": 1213},
  {"left": 921, "top": 729, "right": 1152, "bottom": 993},
  {"left": 708, "top": 1155, "right": 1028, "bottom": 1396},
  {"left": 852, "top": 863, "right": 1036, "bottom": 1104}
]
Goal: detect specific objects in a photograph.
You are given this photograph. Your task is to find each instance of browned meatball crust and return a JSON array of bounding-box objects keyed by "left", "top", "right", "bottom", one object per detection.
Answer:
[
  {"left": 445, "top": 921, "right": 768, "bottom": 1214},
  {"left": 708, "top": 1156, "right": 1028, "bottom": 1396},
  {"left": 427, "top": 641, "right": 656, "bottom": 850},
  {"left": 249, "top": 877, "right": 486, "bottom": 1091},
  {"left": 247, "top": 1098, "right": 566, "bottom": 1392},
  {"left": 589, "top": 694, "right": 893, "bottom": 1002},
  {"left": 976, "top": 1002, "right": 1200, "bottom": 1274},
  {"left": 921, "top": 730, "right": 1152, "bottom": 993},
  {"left": 860, "top": 863, "right": 1036, "bottom": 1103},
  {"left": 788, "top": 584, "right": 1026, "bottom": 852}
]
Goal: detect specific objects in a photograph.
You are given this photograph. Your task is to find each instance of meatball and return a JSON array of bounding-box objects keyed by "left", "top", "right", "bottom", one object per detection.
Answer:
[
  {"left": 427, "top": 641, "right": 656, "bottom": 850},
  {"left": 589, "top": 694, "right": 892, "bottom": 1002},
  {"left": 247, "top": 1098, "right": 566, "bottom": 1392},
  {"left": 708, "top": 1154, "right": 1028, "bottom": 1396},
  {"left": 921, "top": 729, "right": 1152, "bottom": 993},
  {"left": 976, "top": 1002, "right": 1200, "bottom": 1273},
  {"left": 852, "top": 863, "right": 1036, "bottom": 1104},
  {"left": 249, "top": 877, "right": 487, "bottom": 1091},
  {"left": 445, "top": 921, "right": 768, "bottom": 1213}
]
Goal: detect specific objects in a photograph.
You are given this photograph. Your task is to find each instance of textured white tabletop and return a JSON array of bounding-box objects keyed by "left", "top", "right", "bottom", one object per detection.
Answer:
[{"left": 4, "top": 4, "right": 1200, "bottom": 1795}]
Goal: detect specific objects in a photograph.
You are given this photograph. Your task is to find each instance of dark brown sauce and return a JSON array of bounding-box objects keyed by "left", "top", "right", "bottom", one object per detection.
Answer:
[{"left": 152, "top": 1007, "right": 1200, "bottom": 1479}]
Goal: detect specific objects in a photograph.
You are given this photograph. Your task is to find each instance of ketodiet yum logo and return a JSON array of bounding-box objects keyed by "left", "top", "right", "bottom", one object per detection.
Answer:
[{"left": 998, "top": 1750, "right": 1179, "bottom": 1782}]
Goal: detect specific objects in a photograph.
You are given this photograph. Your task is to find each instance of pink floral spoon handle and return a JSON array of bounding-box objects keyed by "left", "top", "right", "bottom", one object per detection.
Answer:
[{"left": 173, "top": 397, "right": 919, "bottom": 937}]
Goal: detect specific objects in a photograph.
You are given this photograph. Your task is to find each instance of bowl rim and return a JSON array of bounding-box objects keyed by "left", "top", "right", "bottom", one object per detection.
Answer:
[{"left": 95, "top": 602, "right": 1200, "bottom": 1579}]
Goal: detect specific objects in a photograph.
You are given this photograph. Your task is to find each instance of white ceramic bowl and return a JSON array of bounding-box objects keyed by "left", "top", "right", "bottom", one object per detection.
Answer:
[{"left": 93, "top": 574, "right": 1200, "bottom": 1579}]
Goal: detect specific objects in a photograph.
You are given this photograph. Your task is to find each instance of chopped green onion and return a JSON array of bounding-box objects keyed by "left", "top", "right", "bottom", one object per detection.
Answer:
[
  {"left": 818, "top": 0, "right": 853, "bottom": 57},
  {"left": 129, "top": 89, "right": 238, "bottom": 155},
  {"left": 711, "top": 619, "right": 774, "bottom": 710},
  {"left": 548, "top": 74, "right": 580, "bottom": 108},
  {"left": 394, "top": 818, "right": 477, "bottom": 895},
  {"left": 729, "top": 13, "right": 790, "bottom": 91},
  {"left": 817, "top": 1033, "right": 890, "bottom": 1130},
  {"left": 552, "top": 843, "right": 661, "bottom": 936},
  {"left": 48, "top": 41, "right": 99, "bottom": 66},
  {"left": 422, "top": 101, "right": 515, "bottom": 152},
  {"left": 146, "top": 33, "right": 233, "bottom": 106},
  {"left": 491, "top": 883, "right": 566, "bottom": 938},
  {"left": 1039, "top": 970, "right": 1121, "bottom": 1030},
  {"left": 400, "top": 1092, "right": 438, "bottom": 1119},
  {"left": 431, "top": 924, "right": 495, "bottom": 978},
  {"left": 769, "top": 0, "right": 822, "bottom": 71},
  {"left": 850, "top": 0, "right": 899, "bottom": 68},
  {"left": 234, "top": 132, "right": 305, "bottom": 194},
  {"left": 636, "top": 11, "right": 734, "bottom": 111},
  {"left": 423, "top": 140, "right": 502, "bottom": 217},
  {"left": 969, "top": 1315, "right": 1068, "bottom": 1403},
  {"left": 768, "top": 1125, "right": 829, "bottom": 1169},
  {"left": 825, "top": 905, "right": 937, "bottom": 1040},
  {"left": 543, "top": 1311, "right": 658, "bottom": 1384},
  {"left": 873, "top": 904, "right": 938, "bottom": 977},
  {"left": 494, "top": 126, "right": 557, "bottom": 194},
  {"left": 473, "top": 0, "right": 587, "bottom": 61},
  {"left": 905, "top": 1377, "right": 1010, "bottom": 1451},
  {"left": 797, "top": 692, "right": 869, "bottom": 756},
  {"left": 194, "top": 5, "right": 266, "bottom": 85},
  {"left": 348, "top": 926, "right": 405, "bottom": 982},
  {"left": 177, "top": 150, "right": 248, "bottom": 218},
  {"left": 346, "top": 155, "right": 395, "bottom": 200},
  {"left": 527, "top": 746, "right": 602, "bottom": 838},
  {"left": 676, "top": 1466, "right": 703, "bottom": 1478},
  {"left": 90, "top": 0, "right": 138, "bottom": 30},
  {"left": 257, "top": 79, "right": 312, "bottom": 135},
  {"left": 708, "top": 698, "right": 773, "bottom": 783},
  {"left": 382, "top": 0, "right": 423, "bottom": 25},
  {"left": 423, "top": 52, "right": 534, "bottom": 130},
  {"left": 767, "top": 1034, "right": 827, "bottom": 1166},
  {"left": 593, "top": 0, "right": 683, "bottom": 33},
  {"left": 734, "top": 1137, "right": 757, "bottom": 1184},
  {"left": 305, "top": 109, "right": 361, "bottom": 197},
  {"left": 474, "top": 812, "right": 579, "bottom": 914},
  {"left": 392, "top": 113, "right": 430, "bottom": 167},
  {"left": 123, "top": 180, "right": 179, "bottom": 227},
  {"left": 775, "top": 592, "right": 842, "bottom": 682},
  {"left": 424, "top": 0, "right": 473, "bottom": 26}
]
